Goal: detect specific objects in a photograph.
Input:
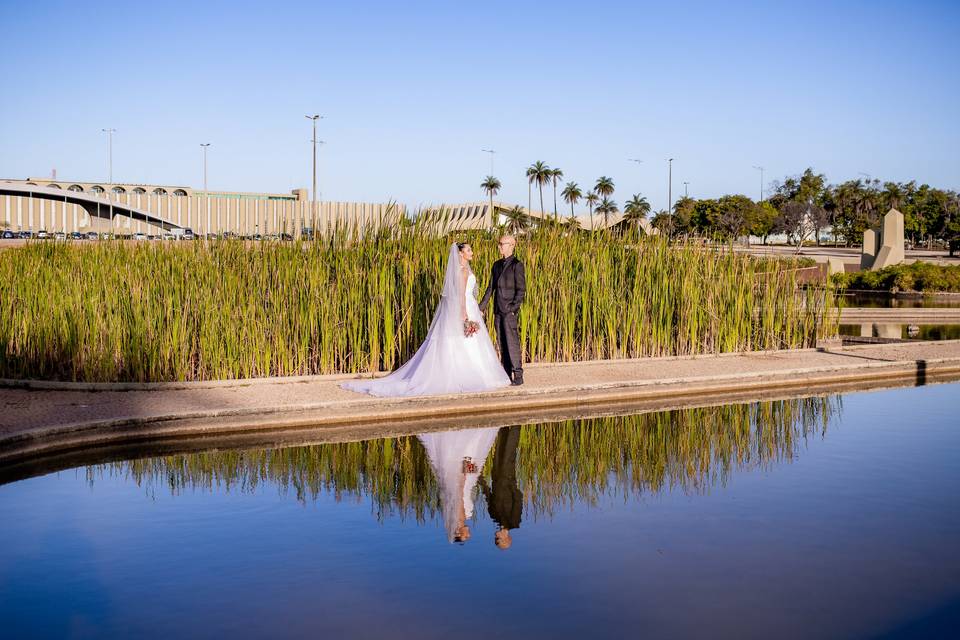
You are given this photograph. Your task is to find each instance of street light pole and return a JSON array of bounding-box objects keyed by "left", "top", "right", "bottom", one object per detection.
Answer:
[
  {"left": 306, "top": 114, "right": 323, "bottom": 237},
  {"left": 752, "top": 165, "right": 764, "bottom": 202},
  {"left": 481, "top": 149, "right": 496, "bottom": 176},
  {"left": 683, "top": 181, "right": 689, "bottom": 198},
  {"left": 667, "top": 158, "right": 674, "bottom": 216},
  {"left": 200, "top": 144, "right": 210, "bottom": 192},
  {"left": 102, "top": 128, "right": 116, "bottom": 183}
]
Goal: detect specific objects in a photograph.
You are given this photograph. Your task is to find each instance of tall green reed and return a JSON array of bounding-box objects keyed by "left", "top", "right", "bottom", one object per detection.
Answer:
[{"left": 0, "top": 226, "right": 836, "bottom": 382}]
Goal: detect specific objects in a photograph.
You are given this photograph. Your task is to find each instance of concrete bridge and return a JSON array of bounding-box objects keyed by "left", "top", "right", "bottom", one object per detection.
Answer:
[{"left": 0, "top": 182, "right": 187, "bottom": 231}]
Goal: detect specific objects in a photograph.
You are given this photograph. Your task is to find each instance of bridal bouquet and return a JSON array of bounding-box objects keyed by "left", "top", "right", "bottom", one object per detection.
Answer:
[{"left": 463, "top": 320, "right": 480, "bottom": 338}]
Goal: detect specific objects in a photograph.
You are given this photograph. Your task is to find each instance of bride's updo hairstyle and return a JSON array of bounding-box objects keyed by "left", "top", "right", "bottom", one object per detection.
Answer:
[{"left": 456, "top": 241, "right": 470, "bottom": 252}]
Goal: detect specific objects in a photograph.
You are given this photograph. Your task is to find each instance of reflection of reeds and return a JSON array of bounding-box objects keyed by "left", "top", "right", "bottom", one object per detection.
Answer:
[
  {"left": 89, "top": 396, "right": 838, "bottom": 522},
  {"left": 0, "top": 228, "right": 836, "bottom": 382}
]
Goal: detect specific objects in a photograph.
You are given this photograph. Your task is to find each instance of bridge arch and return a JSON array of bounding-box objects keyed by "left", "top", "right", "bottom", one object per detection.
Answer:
[{"left": 0, "top": 183, "right": 187, "bottom": 232}]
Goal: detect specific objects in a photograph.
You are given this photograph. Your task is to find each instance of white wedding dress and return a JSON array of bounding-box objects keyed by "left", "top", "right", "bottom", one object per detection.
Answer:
[
  {"left": 341, "top": 244, "right": 511, "bottom": 397},
  {"left": 418, "top": 427, "right": 499, "bottom": 542}
]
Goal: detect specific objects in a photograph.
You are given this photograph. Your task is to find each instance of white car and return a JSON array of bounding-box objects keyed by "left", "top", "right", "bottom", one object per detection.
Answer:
[
  {"left": 162, "top": 233, "right": 175, "bottom": 241},
  {"left": 133, "top": 232, "right": 147, "bottom": 241},
  {"left": 37, "top": 229, "right": 49, "bottom": 239}
]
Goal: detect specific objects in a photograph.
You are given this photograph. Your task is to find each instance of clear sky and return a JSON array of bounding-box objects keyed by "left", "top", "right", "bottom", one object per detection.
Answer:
[{"left": 1, "top": 0, "right": 958, "bottom": 214}]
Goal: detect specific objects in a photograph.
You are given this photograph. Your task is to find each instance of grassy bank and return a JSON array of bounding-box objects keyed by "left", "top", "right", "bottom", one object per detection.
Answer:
[
  {"left": 831, "top": 261, "right": 960, "bottom": 293},
  {"left": 0, "top": 228, "right": 836, "bottom": 382}
]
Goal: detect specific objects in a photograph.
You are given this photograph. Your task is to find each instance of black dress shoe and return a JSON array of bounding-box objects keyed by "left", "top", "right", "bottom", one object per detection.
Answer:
[{"left": 511, "top": 373, "right": 524, "bottom": 386}]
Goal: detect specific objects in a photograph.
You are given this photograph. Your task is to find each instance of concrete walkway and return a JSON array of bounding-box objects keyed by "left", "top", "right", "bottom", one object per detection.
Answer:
[{"left": 2, "top": 341, "right": 960, "bottom": 468}]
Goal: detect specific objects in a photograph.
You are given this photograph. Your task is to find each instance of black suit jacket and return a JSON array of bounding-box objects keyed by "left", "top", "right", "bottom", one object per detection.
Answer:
[
  {"left": 479, "top": 256, "right": 526, "bottom": 316},
  {"left": 483, "top": 426, "right": 523, "bottom": 530}
]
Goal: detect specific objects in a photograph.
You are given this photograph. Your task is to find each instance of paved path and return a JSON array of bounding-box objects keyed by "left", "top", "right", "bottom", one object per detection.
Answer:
[{"left": 2, "top": 341, "right": 960, "bottom": 467}]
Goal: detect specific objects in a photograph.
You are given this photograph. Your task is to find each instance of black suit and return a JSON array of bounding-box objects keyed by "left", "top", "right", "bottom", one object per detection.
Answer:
[
  {"left": 483, "top": 426, "right": 523, "bottom": 530},
  {"left": 479, "top": 256, "right": 525, "bottom": 377}
]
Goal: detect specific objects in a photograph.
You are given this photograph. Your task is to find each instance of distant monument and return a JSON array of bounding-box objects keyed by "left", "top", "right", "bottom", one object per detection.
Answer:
[{"left": 860, "top": 208, "right": 904, "bottom": 270}]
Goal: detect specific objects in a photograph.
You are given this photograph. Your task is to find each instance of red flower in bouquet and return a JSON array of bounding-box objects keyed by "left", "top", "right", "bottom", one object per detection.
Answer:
[{"left": 463, "top": 320, "right": 480, "bottom": 338}]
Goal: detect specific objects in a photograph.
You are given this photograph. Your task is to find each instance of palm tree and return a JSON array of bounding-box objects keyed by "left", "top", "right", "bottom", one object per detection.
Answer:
[
  {"left": 502, "top": 205, "right": 530, "bottom": 235},
  {"left": 527, "top": 161, "right": 551, "bottom": 219},
  {"left": 623, "top": 194, "right": 651, "bottom": 235},
  {"left": 562, "top": 216, "right": 582, "bottom": 233},
  {"left": 481, "top": 175, "right": 501, "bottom": 230},
  {"left": 594, "top": 176, "right": 615, "bottom": 201},
  {"left": 525, "top": 165, "right": 536, "bottom": 216},
  {"left": 550, "top": 168, "right": 564, "bottom": 220},
  {"left": 651, "top": 209, "right": 673, "bottom": 237},
  {"left": 596, "top": 197, "right": 618, "bottom": 229},
  {"left": 584, "top": 190, "right": 600, "bottom": 229},
  {"left": 562, "top": 182, "right": 583, "bottom": 219}
]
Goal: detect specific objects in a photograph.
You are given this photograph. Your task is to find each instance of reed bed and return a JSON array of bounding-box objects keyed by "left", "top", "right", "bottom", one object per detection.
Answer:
[
  {"left": 0, "top": 227, "right": 837, "bottom": 382},
  {"left": 89, "top": 396, "right": 838, "bottom": 523}
]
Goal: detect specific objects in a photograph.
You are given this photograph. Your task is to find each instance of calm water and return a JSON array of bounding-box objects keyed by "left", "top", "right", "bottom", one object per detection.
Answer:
[
  {"left": 839, "top": 323, "right": 960, "bottom": 341},
  {"left": 2, "top": 384, "right": 959, "bottom": 639},
  {"left": 842, "top": 292, "right": 960, "bottom": 308}
]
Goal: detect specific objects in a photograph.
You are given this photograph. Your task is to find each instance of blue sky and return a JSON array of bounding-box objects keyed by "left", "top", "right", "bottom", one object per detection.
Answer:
[{"left": 1, "top": 0, "right": 958, "bottom": 213}]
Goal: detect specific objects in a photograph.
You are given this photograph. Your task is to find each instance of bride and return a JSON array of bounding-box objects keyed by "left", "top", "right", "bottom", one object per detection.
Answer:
[{"left": 340, "top": 242, "right": 512, "bottom": 397}]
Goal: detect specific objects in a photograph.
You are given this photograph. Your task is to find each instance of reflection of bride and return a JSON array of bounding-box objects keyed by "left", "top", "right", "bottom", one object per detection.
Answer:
[
  {"left": 417, "top": 428, "right": 499, "bottom": 543},
  {"left": 340, "top": 242, "right": 510, "bottom": 397}
]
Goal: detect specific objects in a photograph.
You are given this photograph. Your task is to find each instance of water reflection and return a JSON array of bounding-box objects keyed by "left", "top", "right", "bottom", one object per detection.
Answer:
[
  {"left": 88, "top": 396, "right": 838, "bottom": 544},
  {"left": 839, "top": 323, "right": 960, "bottom": 341}
]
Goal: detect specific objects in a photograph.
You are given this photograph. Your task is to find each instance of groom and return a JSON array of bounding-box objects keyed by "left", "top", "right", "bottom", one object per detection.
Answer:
[{"left": 479, "top": 235, "right": 526, "bottom": 386}]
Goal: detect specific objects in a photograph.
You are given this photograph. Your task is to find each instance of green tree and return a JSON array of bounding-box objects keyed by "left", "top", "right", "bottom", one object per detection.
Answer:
[
  {"left": 502, "top": 205, "right": 530, "bottom": 234},
  {"left": 481, "top": 175, "right": 501, "bottom": 230},
  {"left": 623, "top": 194, "right": 651, "bottom": 236},
  {"left": 550, "top": 168, "right": 564, "bottom": 220},
  {"left": 585, "top": 190, "right": 600, "bottom": 229},
  {"left": 596, "top": 197, "right": 619, "bottom": 229},
  {"left": 651, "top": 209, "right": 674, "bottom": 237},
  {"left": 562, "top": 182, "right": 583, "bottom": 218},
  {"left": 527, "top": 161, "right": 552, "bottom": 218},
  {"left": 594, "top": 176, "right": 615, "bottom": 201}
]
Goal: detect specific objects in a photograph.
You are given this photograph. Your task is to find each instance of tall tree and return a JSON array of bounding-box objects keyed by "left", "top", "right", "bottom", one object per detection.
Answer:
[
  {"left": 562, "top": 182, "right": 583, "bottom": 218},
  {"left": 526, "top": 161, "right": 552, "bottom": 219},
  {"left": 481, "top": 175, "right": 501, "bottom": 230},
  {"left": 502, "top": 205, "right": 530, "bottom": 235},
  {"left": 596, "top": 197, "right": 619, "bottom": 229},
  {"left": 584, "top": 190, "right": 600, "bottom": 230},
  {"left": 550, "top": 168, "right": 564, "bottom": 220},
  {"left": 623, "top": 194, "right": 651, "bottom": 233},
  {"left": 594, "top": 176, "right": 615, "bottom": 201},
  {"left": 651, "top": 209, "right": 674, "bottom": 237}
]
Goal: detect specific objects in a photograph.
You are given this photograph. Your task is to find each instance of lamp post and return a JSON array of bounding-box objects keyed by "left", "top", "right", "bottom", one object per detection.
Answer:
[
  {"left": 481, "top": 149, "right": 496, "bottom": 176},
  {"left": 667, "top": 158, "right": 674, "bottom": 216},
  {"left": 306, "top": 114, "right": 323, "bottom": 237},
  {"left": 200, "top": 144, "right": 210, "bottom": 192},
  {"left": 101, "top": 128, "right": 116, "bottom": 183},
  {"left": 752, "top": 165, "right": 764, "bottom": 202},
  {"left": 683, "top": 181, "right": 689, "bottom": 198}
]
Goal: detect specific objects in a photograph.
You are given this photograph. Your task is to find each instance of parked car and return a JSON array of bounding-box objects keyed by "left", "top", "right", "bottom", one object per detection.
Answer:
[
  {"left": 36, "top": 229, "right": 49, "bottom": 239},
  {"left": 69, "top": 231, "right": 85, "bottom": 240},
  {"left": 19, "top": 231, "right": 35, "bottom": 239},
  {"left": 280, "top": 233, "right": 294, "bottom": 242},
  {"left": 133, "top": 232, "right": 147, "bottom": 241},
  {"left": 162, "top": 233, "right": 175, "bottom": 241},
  {"left": 1, "top": 230, "right": 14, "bottom": 239},
  {"left": 87, "top": 231, "right": 100, "bottom": 240},
  {"left": 183, "top": 229, "right": 195, "bottom": 240},
  {"left": 206, "top": 233, "right": 218, "bottom": 240},
  {"left": 53, "top": 232, "right": 66, "bottom": 241}
]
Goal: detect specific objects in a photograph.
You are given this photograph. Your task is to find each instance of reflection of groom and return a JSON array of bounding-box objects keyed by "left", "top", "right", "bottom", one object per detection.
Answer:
[
  {"left": 481, "top": 426, "right": 523, "bottom": 549},
  {"left": 479, "top": 235, "right": 526, "bottom": 386}
]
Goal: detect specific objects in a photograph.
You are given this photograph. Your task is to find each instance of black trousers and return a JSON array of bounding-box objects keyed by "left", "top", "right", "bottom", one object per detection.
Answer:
[{"left": 494, "top": 312, "right": 523, "bottom": 376}]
